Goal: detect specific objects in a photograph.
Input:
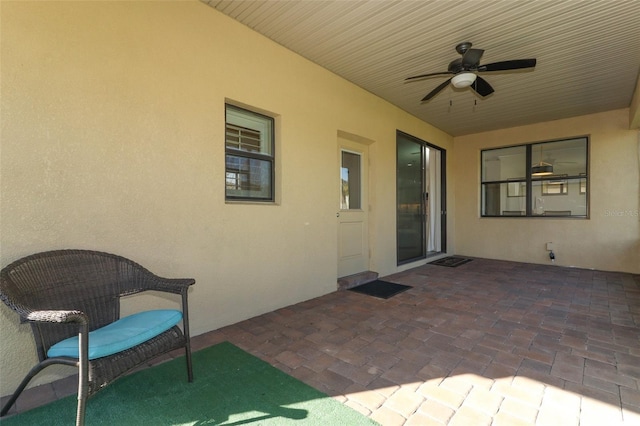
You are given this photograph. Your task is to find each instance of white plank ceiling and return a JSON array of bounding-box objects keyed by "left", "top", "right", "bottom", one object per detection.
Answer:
[{"left": 204, "top": 0, "right": 640, "bottom": 136}]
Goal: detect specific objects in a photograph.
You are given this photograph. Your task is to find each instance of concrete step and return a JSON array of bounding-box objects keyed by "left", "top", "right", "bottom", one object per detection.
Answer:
[{"left": 337, "top": 270, "right": 379, "bottom": 291}]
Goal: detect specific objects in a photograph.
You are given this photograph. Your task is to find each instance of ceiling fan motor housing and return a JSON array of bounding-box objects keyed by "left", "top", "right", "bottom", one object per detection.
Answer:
[
  {"left": 448, "top": 58, "right": 466, "bottom": 73},
  {"left": 455, "top": 41, "right": 473, "bottom": 55}
]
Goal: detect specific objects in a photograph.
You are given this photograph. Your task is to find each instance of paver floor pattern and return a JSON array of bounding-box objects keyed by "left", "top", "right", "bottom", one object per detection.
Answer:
[{"left": 3, "top": 258, "right": 640, "bottom": 425}]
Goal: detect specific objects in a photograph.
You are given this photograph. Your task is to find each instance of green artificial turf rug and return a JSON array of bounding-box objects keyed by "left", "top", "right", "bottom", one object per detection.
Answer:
[{"left": 3, "top": 341, "right": 378, "bottom": 426}]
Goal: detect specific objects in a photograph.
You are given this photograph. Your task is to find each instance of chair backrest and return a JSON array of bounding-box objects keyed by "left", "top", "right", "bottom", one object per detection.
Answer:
[{"left": 1, "top": 250, "right": 151, "bottom": 361}]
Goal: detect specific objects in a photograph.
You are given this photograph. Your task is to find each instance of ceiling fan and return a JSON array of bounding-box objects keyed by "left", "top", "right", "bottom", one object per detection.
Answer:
[{"left": 405, "top": 42, "right": 536, "bottom": 102}]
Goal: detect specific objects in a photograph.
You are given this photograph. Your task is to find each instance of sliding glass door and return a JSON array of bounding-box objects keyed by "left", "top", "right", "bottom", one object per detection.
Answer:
[{"left": 397, "top": 131, "right": 446, "bottom": 264}]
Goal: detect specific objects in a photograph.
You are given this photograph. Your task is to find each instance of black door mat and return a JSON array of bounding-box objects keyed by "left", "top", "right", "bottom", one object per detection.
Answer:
[
  {"left": 348, "top": 280, "right": 412, "bottom": 299},
  {"left": 429, "top": 256, "right": 473, "bottom": 267}
]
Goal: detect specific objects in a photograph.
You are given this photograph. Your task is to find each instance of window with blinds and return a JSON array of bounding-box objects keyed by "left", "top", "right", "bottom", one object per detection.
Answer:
[
  {"left": 225, "top": 124, "right": 261, "bottom": 153},
  {"left": 225, "top": 104, "right": 275, "bottom": 201}
]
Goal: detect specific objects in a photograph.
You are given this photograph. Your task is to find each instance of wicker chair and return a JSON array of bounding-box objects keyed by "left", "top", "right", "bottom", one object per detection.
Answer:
[{"left": 0, "top": 250, "right": 195, "bottom": 426}]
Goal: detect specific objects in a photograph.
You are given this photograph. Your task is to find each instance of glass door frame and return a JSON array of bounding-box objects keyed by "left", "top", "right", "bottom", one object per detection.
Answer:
[{"left": 396, "top": 130, "right": 447, "bottom": 265}]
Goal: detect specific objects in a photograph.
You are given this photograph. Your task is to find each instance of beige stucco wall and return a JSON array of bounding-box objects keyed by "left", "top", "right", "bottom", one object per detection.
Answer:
[
  {"left": 454, "top": 109, "right": 640, "bottom": 274},
  {"left": 0, "top": 1, "right": 453, "bottom": 395}
]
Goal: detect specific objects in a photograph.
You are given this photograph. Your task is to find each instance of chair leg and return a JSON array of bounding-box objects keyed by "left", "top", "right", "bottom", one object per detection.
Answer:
[
  {"left": 75, "top": 323, "right": 89, "bottom": 426},
  {"left": 75, "top": 392, "right": 87, "bottom": 426},
  {"left": 184, "top": 344, "right": 194, "bottom": 383},
  {"left": 0, "top": 358, "right": 62, "bottom": 416},
  {"left": 181, "top": 292, "right": 194, "bottom": 382},
  {"left": 0, "top": 370, "right": 39, "bottom": 416}
]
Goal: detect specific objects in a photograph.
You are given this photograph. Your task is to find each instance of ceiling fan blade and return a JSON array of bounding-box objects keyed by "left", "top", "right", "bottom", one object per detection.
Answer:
[
  {"left": 478, "top": 58, "right": 537, "bottom": 72},
  {"left": 421, "top": 78, "right": 452, "bottom": 102},
  {"left": 462, "top": 48, "right": 484, "bottom": 68},
  {"left": 405, "top": 71, "right": 453, "bottom": 82},
  {"left": 471, "top": 76, "right": 494, "bottom": 97}
]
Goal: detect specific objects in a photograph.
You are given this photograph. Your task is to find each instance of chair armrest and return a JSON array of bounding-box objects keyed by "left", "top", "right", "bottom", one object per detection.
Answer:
[
  {"left": 141, "top": 276, "right": 195, "bottom": 295},
  {"left": 25, "top": 309, "right": 88, "bottom": 325}
]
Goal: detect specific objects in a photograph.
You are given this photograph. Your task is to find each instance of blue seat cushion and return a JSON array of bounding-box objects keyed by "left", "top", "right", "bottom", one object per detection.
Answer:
[{"left": 47, "top": 309, "right": 183, "bottom": 360}]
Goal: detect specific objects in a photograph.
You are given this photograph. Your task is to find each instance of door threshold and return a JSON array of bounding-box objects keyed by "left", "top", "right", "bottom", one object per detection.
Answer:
[{"left": 337, "top": 271, "right": 379, "bottom": 291}]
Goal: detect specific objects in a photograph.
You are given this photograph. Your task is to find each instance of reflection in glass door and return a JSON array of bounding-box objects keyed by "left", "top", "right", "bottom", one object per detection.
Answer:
[
  {"left": 397, "top": 131, "right": 445, "bottom": 264},
  {"left": 397, "top": 136, "right": 424, "bottom": 262}
]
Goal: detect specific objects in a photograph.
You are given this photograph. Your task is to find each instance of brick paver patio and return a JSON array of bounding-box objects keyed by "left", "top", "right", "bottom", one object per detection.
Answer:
[{"left": 3, "top": 257, "right": 640, "bottom": 425}]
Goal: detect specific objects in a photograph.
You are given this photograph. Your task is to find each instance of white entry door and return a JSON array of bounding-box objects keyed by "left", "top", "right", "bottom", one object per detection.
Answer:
[{"left": 338, "top": 140, "right": 369, "bottom": 278}]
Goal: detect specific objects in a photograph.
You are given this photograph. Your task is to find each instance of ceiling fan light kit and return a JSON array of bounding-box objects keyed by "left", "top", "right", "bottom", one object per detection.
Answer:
[
  {"left": 405, "top": 42, "right": 536, "bottom": 102},
  {"left": 531, "top": 162, "right": 554, "bottom": 176},
  {"left": 451, "top": 72, "right": 477, "bottom": 88},
  {"left": 531, "top": 144, "right": 554, "bottom": 176}
]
